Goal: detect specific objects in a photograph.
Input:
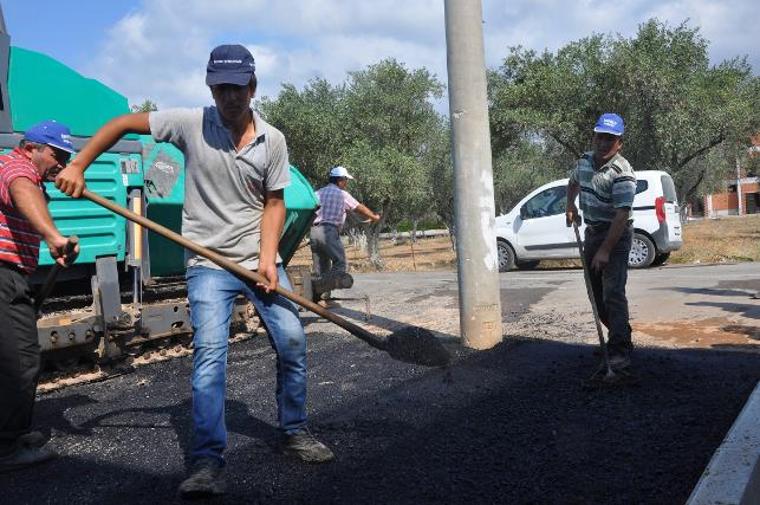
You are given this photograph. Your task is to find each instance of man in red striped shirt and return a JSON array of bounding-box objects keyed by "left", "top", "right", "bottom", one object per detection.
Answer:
[{"left": 0, "top": 120, "right": 79, "bottom": 473}]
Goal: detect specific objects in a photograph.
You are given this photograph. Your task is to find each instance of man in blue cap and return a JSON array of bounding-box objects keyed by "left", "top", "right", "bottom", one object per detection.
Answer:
[
  {"left": 0, "top": 120, "right": 79, "bottom": 472},
  {"left": 565, "top": 113, "right": 637, "bottom": 371},
  {"left": 55, "top": 44, "right": 334, "bottom": 499}
]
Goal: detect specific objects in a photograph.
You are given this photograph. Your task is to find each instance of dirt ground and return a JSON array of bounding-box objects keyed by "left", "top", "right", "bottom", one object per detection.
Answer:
[{"left": 289, "top": 234, "right": 458, "bottom": 272}]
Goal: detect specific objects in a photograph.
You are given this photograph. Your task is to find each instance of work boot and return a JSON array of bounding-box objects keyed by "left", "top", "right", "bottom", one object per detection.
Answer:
[
  {"left": 312, "top": 274, "right": 334, "bottom": 295},
  {"left": 608, "top": 351, "right": 632, "bottom": 371},
  {"left": 336, "top": 273, "right": 354, "bottom": 289},
  {"left": 178, "top": 457, "right": 226, "bottom": 500},
  {"left": 0, "top": 445, "right": 57, "bottom": 473},
  {"left": 281, "top": 429, "right": 335, "bottom": 463}
]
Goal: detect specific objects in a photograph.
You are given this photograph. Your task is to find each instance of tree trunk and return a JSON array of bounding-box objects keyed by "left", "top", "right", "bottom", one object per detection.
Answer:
[
  {"left": 365, "top": 199, "right": 389, "bottom": 270},
  {"left": 366, "top": 227, "right": 384, "bottom": 270},
  {"left": 682, "top": 166, "right": 708, "bottom": 204},
  {"left": 411, "top": 219, "right": 418, "bottom": 244},
  {"left": 447, "top": 221, "right": 457, "bottom": 251}
]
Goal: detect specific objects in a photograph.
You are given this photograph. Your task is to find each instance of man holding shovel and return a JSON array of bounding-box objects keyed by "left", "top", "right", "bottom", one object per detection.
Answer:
[
  {"left": 55, "top": 44, "right": 333, "bottom": 499},
  {"left": 310, "top": 166, "right": 381, "bottom": 301},
  {"left": 0, "top": 120, "right": 79, "bottom": 472},
  {"left": 566, "top": 113, "right": 636, "bottom": 372}
]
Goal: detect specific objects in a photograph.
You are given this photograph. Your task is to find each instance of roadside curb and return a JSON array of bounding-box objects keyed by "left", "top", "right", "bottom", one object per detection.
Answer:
[{"left": 687, "top": 380, "right": 760, "bottom": 505}]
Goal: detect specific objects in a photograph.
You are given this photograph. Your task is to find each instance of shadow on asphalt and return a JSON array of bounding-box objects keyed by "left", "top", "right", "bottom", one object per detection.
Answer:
[
  {"left": 661, "top": 286, "right": 756, "bottom": 297},
  {"left": 2, "top": 337, "right": 759, "bottom": 505},
  {"left": 685, "top": 300, "right": 760, "bottom": 319},
  {"left": 32, "top": 394, "right": 98, "bottom": 438},
  {"left": 301, "top": 305, "right": 418, "bottom": 334}
]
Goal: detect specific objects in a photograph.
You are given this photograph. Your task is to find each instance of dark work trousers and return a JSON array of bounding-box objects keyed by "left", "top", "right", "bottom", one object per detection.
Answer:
[
  {"left": 0, "top": 265, "right": 40, "bottom": 456},
  {"left": 309, "top": 223, "right": 347, "bottom": 277},
  {"left": 583, "top": 225, "right": 634, "bottom": 355}
]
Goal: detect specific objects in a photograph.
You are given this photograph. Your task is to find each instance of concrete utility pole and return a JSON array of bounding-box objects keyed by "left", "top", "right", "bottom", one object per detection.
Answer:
[{"left": 444, "top": 0, "right": 502, "bottom": 349}]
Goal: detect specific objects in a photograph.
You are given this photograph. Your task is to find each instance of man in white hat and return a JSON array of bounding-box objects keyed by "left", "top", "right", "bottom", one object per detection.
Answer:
[{"left": 310, "top": 166, "right": 380, "bottom": 298}]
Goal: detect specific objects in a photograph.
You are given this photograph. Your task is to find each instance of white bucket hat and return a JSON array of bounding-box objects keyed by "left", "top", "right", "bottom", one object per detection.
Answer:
[{"left": 329, "top": 166, "right": 354, "bottom": 179}]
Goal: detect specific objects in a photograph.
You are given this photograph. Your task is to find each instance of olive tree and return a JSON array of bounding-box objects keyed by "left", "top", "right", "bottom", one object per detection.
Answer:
[
  {"left": 260, "top": 59, "right": 446, "bottom": 268},
  {"left": 489, "top": 19, "right": 760, "bottom": 203}
]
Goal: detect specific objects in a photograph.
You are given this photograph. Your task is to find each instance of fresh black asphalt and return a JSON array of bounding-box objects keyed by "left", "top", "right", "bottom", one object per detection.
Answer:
[{"left": 1, "top": 325, "right": 758, "bottom": 504}]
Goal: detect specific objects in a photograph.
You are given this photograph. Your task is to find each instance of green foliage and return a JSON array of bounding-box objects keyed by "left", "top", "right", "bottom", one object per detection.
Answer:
[
  {"left": 489, "top": 19, "right": 760, "bottom": 202},
  {"left": 130, "top": 99, "right": 158, "bottom": 112},
  {"left": 745, "top": 150, "right": 760, "bottom": 177},
  {"left": 492, "top": 139, "right": 570, "bottom": 214},
  {"left": 395, "top": 217, "right": 445, "bottom": 233},
  {"left": 423, "top": 120, "right": 455, "bottom": 229},
  {"left": 260, "top": 59, "right": 448, "bottom": 267},
  {"left": 258, "top": 79, "right": 346, "bottom": 183},
  {"left": 340, "top": 60, "right": 445, "bottom": 223}
]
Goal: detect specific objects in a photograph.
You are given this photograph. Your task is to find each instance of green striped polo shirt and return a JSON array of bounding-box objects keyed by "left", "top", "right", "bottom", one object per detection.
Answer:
[{"left": 569, "top": 152, "right": 636, "bottom": 225}]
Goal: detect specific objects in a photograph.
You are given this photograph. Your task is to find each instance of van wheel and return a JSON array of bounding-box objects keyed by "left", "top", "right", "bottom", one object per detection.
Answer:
[
  {"left": 651, "top": 252, "right": 671, "bottom": 267},
  {"left": 497, "top": 241, "right": 516, "bottom": 272},
  {"left": 517, "top": 260, "right": 540, "bottom": 270},
  {"left": 629, "top": 233, "right": 656, "bottom": 268}
]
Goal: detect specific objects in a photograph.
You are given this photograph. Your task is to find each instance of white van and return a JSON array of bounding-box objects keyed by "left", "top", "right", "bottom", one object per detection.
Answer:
[{"left": 494, "top": 170, "right": 683, "bottom": 271}]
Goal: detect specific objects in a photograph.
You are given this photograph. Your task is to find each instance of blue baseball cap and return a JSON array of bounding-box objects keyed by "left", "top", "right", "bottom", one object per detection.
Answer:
[
  {"left": 593, "top": 113, "right": 625, "bottom": 136},
  {"left": 205, "top": 44, "right": 256, "bottom": 86},
  {"left": 23, "top": 120, "right": 75, "bottom": 153}
]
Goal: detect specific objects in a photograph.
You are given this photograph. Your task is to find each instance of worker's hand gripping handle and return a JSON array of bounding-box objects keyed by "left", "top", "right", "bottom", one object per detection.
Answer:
[
  {"left": 35, "top": 235, "right": 79, "bottom": 313},
  {"left": 60, "top": 235, "right": 79, "bottom": 266}
]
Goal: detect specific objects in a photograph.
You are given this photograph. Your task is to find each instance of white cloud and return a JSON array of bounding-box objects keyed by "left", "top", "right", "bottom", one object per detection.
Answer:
[
  {"left": 88, "top": 0, "right": 758, "bottom": 110},
  {"left": 646, "top": 0, "right": 757, "bottom": 65},
  {"left": 89, "top": 0, "right": 448, "bottom": 108}
]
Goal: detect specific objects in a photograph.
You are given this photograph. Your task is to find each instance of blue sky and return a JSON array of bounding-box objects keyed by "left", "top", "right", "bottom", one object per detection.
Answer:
[{"left": 3, "top": 1, "right": 757, "bottom": 112}]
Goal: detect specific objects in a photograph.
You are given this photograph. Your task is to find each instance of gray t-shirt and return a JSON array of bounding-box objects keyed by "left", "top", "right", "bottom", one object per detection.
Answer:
[{"left": 149, "top": 107, "right": 291, "bottom": 270}]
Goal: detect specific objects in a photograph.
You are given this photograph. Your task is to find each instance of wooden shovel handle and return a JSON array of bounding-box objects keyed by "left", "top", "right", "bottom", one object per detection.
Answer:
[{"left": 81, "top": 189, "right": 385, "bottom": 350}]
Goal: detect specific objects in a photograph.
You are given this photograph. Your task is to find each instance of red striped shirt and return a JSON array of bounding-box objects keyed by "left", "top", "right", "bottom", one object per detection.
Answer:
[{"left": 0, "top": 148, "right": 43, "bottom": 274}]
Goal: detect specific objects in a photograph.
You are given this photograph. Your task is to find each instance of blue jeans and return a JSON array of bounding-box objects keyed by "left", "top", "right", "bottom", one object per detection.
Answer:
[
  {"left": 309, "top": 223, "right": 347, "bottom": 276},
  {"left": 186, "top": 265, "right": 308, "bottom": 464}
]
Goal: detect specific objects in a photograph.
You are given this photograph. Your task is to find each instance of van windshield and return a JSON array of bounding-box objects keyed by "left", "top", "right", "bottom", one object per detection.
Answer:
[{"left": 661, "top": 175, "right": 678, "bottom": 203}]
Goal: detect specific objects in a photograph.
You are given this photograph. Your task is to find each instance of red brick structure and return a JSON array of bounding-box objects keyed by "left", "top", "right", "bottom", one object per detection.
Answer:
[{"left": 703, "top": 136, "right": 760, "bottom": 217}]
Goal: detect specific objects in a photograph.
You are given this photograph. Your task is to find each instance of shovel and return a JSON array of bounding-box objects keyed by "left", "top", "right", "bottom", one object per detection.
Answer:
[
  {"left": 81, "top": 189, "right": 450, "bottom": 367},
  {"left": 572, "top": 220, "right": 616, "bottom": 381}
]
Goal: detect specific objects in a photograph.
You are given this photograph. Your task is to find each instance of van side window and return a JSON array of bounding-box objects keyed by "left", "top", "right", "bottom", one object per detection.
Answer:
[
  {"left": 635, "top": 180, "right": 648, "bottom": 195},
  {"left": 660, "top": 175, "right": 678, "bottom": 203},
  {"left": 523, "top": 186, "right": 567, "bottom": 219}
]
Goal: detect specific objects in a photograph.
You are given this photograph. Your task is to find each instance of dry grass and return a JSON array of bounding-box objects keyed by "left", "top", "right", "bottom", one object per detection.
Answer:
[
  {"left": 289, "top": 236, "right": 457, "bottom": 273},
  {"left": 669, "top": 214, "right": 760, "bottom": 264},
  {"left": 289, "top": 215, "right": 760, "bottom": 272}
]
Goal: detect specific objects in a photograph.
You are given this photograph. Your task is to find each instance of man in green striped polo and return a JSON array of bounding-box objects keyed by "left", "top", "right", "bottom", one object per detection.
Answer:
[{"left": 566, "top": 113, "right": 636, "bottom": 370}]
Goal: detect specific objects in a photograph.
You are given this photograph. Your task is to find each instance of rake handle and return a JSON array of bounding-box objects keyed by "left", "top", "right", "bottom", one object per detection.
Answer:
[{"left": 81, "top": 189, "right": 386, "bottom": 350}]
